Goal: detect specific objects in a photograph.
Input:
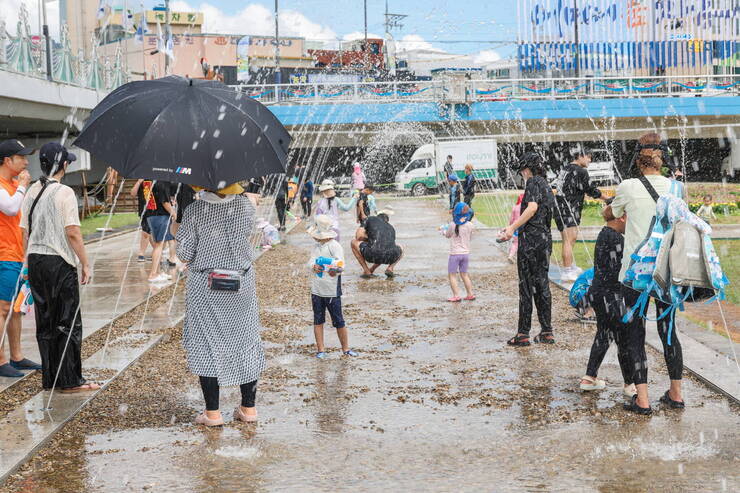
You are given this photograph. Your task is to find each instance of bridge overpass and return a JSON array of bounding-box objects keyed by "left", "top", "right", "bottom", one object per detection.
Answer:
[{"left": 238, "top": 75, "right": 740, "bottom": 148}]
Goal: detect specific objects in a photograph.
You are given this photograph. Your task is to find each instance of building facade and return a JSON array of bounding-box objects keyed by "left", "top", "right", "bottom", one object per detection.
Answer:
[{"left": 517, "top": 0, "right": 740, "bottom": 77}]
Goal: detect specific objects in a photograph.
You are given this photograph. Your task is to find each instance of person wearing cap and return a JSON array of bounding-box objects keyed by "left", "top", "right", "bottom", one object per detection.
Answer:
[
  {"left": 0, "top": 139, "right": 42, "bottom": 377},
  {"left": 314, "top": 179, "right": 357, "bottom": 241},
  {"left": 307, "top": 214, "right": 357, "bottom": 359},
  {"left": 553, "top": 146, "right": 602, "bottom": 281},
  {"left": 256, "top": 217, "right": 280, "bottom": 248},
  {"left": 176, "top": 182, "right": 266, "bottom": 426},
  {"left": 447, "top": 173, "right": 462, "bottom": 212},
  {"left": 351, "top": 208, "right": 403, "bottom": 279},
  {"left": 355, "top": 182, "right": 377, "bottom": 225},
  {"left": 20, "top": 142, "right": 98, "bottom": 392},
  {"left": 499, "top": 152, "right": 555, "bottom": 347}
]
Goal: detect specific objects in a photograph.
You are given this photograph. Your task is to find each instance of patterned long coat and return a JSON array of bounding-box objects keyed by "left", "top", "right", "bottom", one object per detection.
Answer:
[{"left": 176, "top": 194, "right": 266, "bottom": 386}]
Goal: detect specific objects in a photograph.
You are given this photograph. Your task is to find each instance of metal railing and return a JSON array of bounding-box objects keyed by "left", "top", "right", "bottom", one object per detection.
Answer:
[{"left": 233, "top": 74, "right": 740, "bottom": 105}]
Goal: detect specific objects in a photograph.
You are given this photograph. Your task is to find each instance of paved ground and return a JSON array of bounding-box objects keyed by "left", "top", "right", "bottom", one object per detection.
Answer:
[{"left": 1, "top": 197, "right": 738, "bottom": 492}]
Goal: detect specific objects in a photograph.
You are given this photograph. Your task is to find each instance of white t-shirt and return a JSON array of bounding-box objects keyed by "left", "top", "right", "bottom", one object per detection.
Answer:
[
  {"left": 611, "top": 175, "right": 685, "bottom": 281},
  {"left": 307, "top": 239, "right": 344, "bottom": 297},
  {"left": 20, "top": 180, "right": 81, "bottom": 266}
]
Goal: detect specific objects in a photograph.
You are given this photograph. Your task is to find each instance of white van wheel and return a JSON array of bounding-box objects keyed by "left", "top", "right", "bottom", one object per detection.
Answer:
[{"left": 411, "top": 183, "right": 427, "bottom": 196}]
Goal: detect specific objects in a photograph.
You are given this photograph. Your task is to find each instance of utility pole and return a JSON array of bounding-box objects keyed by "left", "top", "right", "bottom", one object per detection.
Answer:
[
  {"left": 274, "top": 0, "right": 281, "bottom": 84},
  {"left": 41, "top": 0, "right": 52, "bottom": 80},
  {"left": 165, "top": 0, "right": 171, "bottom": 74},
  {"left": 384, "top": 1, "right": 407, "bottom": 37},
  {"left": 572, "top": 0, "right": 580, "bottom": 78}
]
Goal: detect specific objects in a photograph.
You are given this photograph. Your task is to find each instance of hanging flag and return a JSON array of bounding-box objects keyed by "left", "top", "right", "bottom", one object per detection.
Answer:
[
  {"left": 123, "top": 7, "right": 134, "bottom": 32},
  {"left": 156, "top": 21, "right": 175, "bottom": 62},
  {"left": 97, "top": 0, "right": 111, "bottom": 20}
]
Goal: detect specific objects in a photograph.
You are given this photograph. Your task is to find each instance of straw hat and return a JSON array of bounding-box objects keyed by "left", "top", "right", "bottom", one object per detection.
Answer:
[
  {"left": 377, "top": 207, "right": 395, "bottom": 217},
  {"left": 307, "top": 215, "right": 337, "bottom": 240},
  {"left": 191, "top": 182, "right": 245, "bottom": 195}
]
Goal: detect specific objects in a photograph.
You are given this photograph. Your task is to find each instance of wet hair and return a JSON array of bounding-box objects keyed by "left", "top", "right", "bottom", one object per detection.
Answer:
[
  {"left": 378, "top": 213, "right": 389, "bottom": 222},
  {"left": 703, "top": 194, "right": 712, "bottom": 201},
  {"left": 464, "top": 163, "right": 473, "bottom": 172},
  {"left": 519, "top": 152, "right": 546, "bottom": 177},
  {"left": 447, "top": 155, "right": 453, "bottom": 160}
]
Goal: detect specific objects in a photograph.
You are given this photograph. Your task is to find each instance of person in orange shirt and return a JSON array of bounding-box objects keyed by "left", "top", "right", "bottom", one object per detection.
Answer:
[{"left": 0, "top": 140, "right": 42, "bottom": 377}]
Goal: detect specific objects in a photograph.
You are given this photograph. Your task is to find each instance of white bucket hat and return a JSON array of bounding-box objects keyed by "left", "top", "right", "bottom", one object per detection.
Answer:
[
  {"left": 307, "top": 214, "right": 337, "bottom": 240},
  {"left": 377, "top": 206, "right": 395, "bottom": 217},
  {"left": 317, "top": 179, "right": 335, "bottom": 193}
]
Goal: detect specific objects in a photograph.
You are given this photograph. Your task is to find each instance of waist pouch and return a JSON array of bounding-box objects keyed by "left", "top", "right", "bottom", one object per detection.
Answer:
[{"left": 206, "top": 269, "right": 248, "bottom": 292}]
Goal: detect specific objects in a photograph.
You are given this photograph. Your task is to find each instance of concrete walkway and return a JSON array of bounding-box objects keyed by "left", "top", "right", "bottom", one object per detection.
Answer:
[{"left": 556, "top": 223, "right": 740, "bottom": 241}]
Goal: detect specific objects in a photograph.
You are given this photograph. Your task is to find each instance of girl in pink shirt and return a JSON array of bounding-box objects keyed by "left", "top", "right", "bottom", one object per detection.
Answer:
[
  {"left": 507, "top": 194, "right": 524, "bottom": 263},
  {"left": 351, "top": 163, "right": 366, "bottom": 191},
  {"left": 444, "top": 202, "right": 475, "bottom": 302}
]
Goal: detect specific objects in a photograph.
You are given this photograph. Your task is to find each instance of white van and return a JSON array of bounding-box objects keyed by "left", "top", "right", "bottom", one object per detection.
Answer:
[{"left": 395, "top": 137, "right": 499, "bottom": 196}]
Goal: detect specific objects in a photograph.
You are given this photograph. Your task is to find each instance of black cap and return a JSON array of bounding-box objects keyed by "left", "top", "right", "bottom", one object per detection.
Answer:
[
  {"left": 512, "top": 152, "right": 543, "bottom": 172},
  {"left": 363, "top": 182, "right": 375, "bottom": 191},
  {"left": 39, "top": 142, "right": 77, "bottom": 170},
  {"left": 0, "top": 140, "right": 36, "bottom": 161}
]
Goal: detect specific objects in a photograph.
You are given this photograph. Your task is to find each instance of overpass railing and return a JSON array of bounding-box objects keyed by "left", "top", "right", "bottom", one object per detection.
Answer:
[{"left": 233, "top": 74, "right": 740, "bottom": 105}]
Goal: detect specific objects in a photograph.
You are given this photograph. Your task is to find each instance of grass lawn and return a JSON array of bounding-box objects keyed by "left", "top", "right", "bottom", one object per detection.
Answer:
[{"left": 80, "top": 213, "right": 140, "bottom": 236}]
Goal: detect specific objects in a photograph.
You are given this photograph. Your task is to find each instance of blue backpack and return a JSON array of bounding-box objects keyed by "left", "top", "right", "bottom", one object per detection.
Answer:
[
  {"left": 569, "top": 268, "right": 594, "bottom": 309},
  {"left": 622, "top": 177, "right": 729, "bottom": 343}
]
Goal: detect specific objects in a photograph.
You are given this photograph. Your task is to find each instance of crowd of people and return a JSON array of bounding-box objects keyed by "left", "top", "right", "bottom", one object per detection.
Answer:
[{"left": 0, "top": 135, "right": 702, "bottom": 425}]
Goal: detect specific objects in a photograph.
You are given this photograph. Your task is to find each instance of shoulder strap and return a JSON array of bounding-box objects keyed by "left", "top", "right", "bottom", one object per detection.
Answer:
[
  {"left": 27, "top": 180, "right": 53, "bottom": 236},
  {"left": 638, "top": 175, "right": 660, "bottom": 203}
]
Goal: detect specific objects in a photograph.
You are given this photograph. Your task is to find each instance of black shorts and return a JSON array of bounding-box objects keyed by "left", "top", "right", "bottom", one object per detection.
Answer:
[
  {"left": 312, "top": 295, "right": 345, "bottom": 328},
  {"left": 360, "top": 242, "right": 402, "bottom": 265},
  {"left": 554, "top": 197, "right": 580, "bottom": 232},
  {"left": 140, "top": 214, "right": 151, "bottom": 234}
]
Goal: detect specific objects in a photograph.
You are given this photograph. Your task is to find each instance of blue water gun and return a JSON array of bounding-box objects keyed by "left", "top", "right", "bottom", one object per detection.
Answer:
[{"left": 315, "top": 256, "right": 344, "bottom": 278}]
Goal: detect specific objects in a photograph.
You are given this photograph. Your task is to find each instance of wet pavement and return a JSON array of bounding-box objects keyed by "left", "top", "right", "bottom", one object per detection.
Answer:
[{"left": 1, "top": 197, "right": 738, "bottom": 492}]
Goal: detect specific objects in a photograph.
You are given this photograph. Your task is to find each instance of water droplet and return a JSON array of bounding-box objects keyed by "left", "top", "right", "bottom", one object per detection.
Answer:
[
  {"left": 218, "top": 180, "right": 226, "bottom": 188},
  {"left": 200, "top": 130, "right": 206, "bottom": 138},
  {"left": 219, "top": 105, "right": 226, "bottom": 112},
  {"left": 256, "top": 136, "right": 262, "bottom": 144},
  {"left": 215, "top": 150, "right": 223, "bottom": 160},
  {"left": 218, "top": 113, "right": 225, "bottom": 121},
  {"left": 213, "top": 129, "right": 221, "bottom": 138},
  {"left": 241, "top": 128, "right": 247, "bottom": 136},
  {"left": 192, "top": 141, "right": 199, "bottom": 150}
]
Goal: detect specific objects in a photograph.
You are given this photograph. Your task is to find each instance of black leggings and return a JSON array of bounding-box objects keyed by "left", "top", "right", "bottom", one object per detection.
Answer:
[
  {"left": 585, "top": 291, "right": 633, "bottom": 385},
  {"left": 275, "top": 199, "right": 287, "bottom": 227},
  {"left": 621, "top": 286, "right": 683, "bottom": 385},
  {"left": 517, "top": 244, "right": 552, "bottom": 335},
  {"left": 199, "top": 376, "right": 258, "bottom": 411}
]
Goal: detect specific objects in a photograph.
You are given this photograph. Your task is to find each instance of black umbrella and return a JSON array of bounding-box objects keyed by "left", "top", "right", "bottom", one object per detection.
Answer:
[{"left": 74, "top": 76, "right": 291, "bottom": 189}]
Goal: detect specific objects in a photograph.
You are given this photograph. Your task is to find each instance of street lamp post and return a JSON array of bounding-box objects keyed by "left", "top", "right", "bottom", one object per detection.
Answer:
[
  {"left": 41, "top": 0, "right": 52, "bottom": 80},
  {"left": 165, "top": 0, "right": 171, "bottom": 74},
  {"left": 274, "top": 0, "right": 281, "bottom": 84}
]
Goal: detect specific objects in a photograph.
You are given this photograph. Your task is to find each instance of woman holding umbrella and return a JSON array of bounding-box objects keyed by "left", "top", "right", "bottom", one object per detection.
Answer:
[{"left": 176, "top": 182, "right": 265, "bottom": 426}]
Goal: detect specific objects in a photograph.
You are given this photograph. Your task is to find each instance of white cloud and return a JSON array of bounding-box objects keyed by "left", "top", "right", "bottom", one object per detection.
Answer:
[
  {"left": 342, "top": 31, "right": 384, "bottom": 41},
  {"left": 0, "top": 0, "right": 60, "bottom": 37},
  {"left": 473, "top": 49, "right": 502, "bottom": 64},
  {"left": 171, "top": 1, "right": 336, "bottom": 42}
]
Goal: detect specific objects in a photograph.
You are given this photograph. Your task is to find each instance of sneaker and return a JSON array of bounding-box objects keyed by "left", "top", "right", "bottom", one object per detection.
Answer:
[
  {"left": 10, "top": 358, "right": 42, "bottom": 371},
  {"left": 148, "top": 274, "right": 169, "bottom": 283},
  {"left": 137, "top": 255, "right": 147, "bottom": 262},
  {"left": 560, "top": 266, "right": 580, "bottom": 281},
  {"left": 0, "top": 363, "right": 24, "bottom": 378},
  {"left": 315, "top": 351, "right": 328, "bottom": 359},
  {"left": 343, "top": 350, "right": 359, "bottom": 357}
]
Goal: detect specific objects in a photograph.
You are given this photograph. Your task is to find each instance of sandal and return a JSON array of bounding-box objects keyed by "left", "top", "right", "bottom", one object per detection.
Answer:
[
  {"left": 623, "top": 394, "right": 652, "bottom": 415},
  {"left": 579, "top": 375, "right": 606, "bottom": 391},
  {"left": 60, "top": 382, "right": 101, "bottom": 393},
  {"left": 659, "top": 391, "right": 685, "bottom": 409},
  {"left": 360, "top": 274, "right": 376, "bottom": 279},
  {"left": 533, "top": 332, "right": 555, "bottom": 344},
  {"left": 507, "top": 334, "right": 531, "bottom": 347},
  {"left": 447, "top": 297, "right": 462, "bottom": 302},
  {"left": 385, "top": 271, "right": 396, "bottom": 279},
  {"left": 463, "top": 295, "right": 476, "bottom": 301}
]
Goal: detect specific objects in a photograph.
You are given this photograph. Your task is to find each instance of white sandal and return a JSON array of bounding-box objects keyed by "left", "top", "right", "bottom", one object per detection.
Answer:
[{"left": 579, "top": 375, "right": 606, "bottom": 391}]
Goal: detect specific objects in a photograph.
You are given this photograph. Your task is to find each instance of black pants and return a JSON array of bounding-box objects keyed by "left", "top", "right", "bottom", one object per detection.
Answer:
[
  {"left": 585, "top": 291, "right": 633, "bottom": 384},
  {"left": 464, "top": 193, "right": 475, "bottom": 206},
  {"left": 275, "top": 199, "right": 286, "bottom": 228},
  {"left": 517, "top": 243, "right": 552, "bottom": 335},
  {"left": 28, "top": 254, "right": 85, "bottom": 390},
  {"left": 199, "top": 376, "right": 258, "bottom": 411},
  {"left": 621, "top": 286, "right": 683, "bottom": 385},
  {"left": 301, "top": 198, "right": 312, "bottom": 217}
]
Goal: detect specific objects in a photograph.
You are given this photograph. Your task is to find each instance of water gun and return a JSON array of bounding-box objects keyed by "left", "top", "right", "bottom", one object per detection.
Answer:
[
  {"left": 13, "top": 281, "right": 33, "bottom": 316},
  {"left": 315, "top": 256, "right": 344, "bottom": 278}
]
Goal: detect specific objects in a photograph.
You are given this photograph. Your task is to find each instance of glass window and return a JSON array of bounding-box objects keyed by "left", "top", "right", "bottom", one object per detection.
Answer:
[{"left": 404, "top": 159, "right": 430, "bottom": 172}]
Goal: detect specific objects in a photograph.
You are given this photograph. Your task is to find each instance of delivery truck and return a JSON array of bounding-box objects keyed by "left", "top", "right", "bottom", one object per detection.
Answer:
[{"left": 395, "top": 137, "right": 499, "bottom": 196}]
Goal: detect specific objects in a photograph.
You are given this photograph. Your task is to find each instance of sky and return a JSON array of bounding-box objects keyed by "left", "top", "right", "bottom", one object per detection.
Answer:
[{"left": 0, "top": 0, "right": 519, "bottom": 59}]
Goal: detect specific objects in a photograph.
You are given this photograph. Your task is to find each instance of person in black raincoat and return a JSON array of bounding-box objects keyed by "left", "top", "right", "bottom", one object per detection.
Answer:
[
  {"left": 20, "top": 143, "right": 99, "bottom": 392},
  {"left": 499, "top": 152, "right": 555, "bottom": 346}
]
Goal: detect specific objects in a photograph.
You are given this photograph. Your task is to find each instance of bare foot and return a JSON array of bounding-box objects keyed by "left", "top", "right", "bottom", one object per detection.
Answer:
[{"left": 60, "top": 382, "right": 101, "bottom": 393}]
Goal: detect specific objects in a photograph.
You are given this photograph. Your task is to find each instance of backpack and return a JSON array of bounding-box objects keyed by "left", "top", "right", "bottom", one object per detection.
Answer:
[
  {"left": 622, "top": 177, "right": 729, "bottom": 344},
  {"left": 569, "top": 268, "right": 594, "bottom": 309}
]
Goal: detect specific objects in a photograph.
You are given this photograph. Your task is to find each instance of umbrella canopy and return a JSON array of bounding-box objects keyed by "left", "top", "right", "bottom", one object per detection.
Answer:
[{"left": 74, "top": 76, "right": 291, "bottom": 189}]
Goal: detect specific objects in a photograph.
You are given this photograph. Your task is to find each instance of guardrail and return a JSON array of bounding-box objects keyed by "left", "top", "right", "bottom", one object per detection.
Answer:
[{"left": 232, "top": 74, "right": 740, "bottom": 105}]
